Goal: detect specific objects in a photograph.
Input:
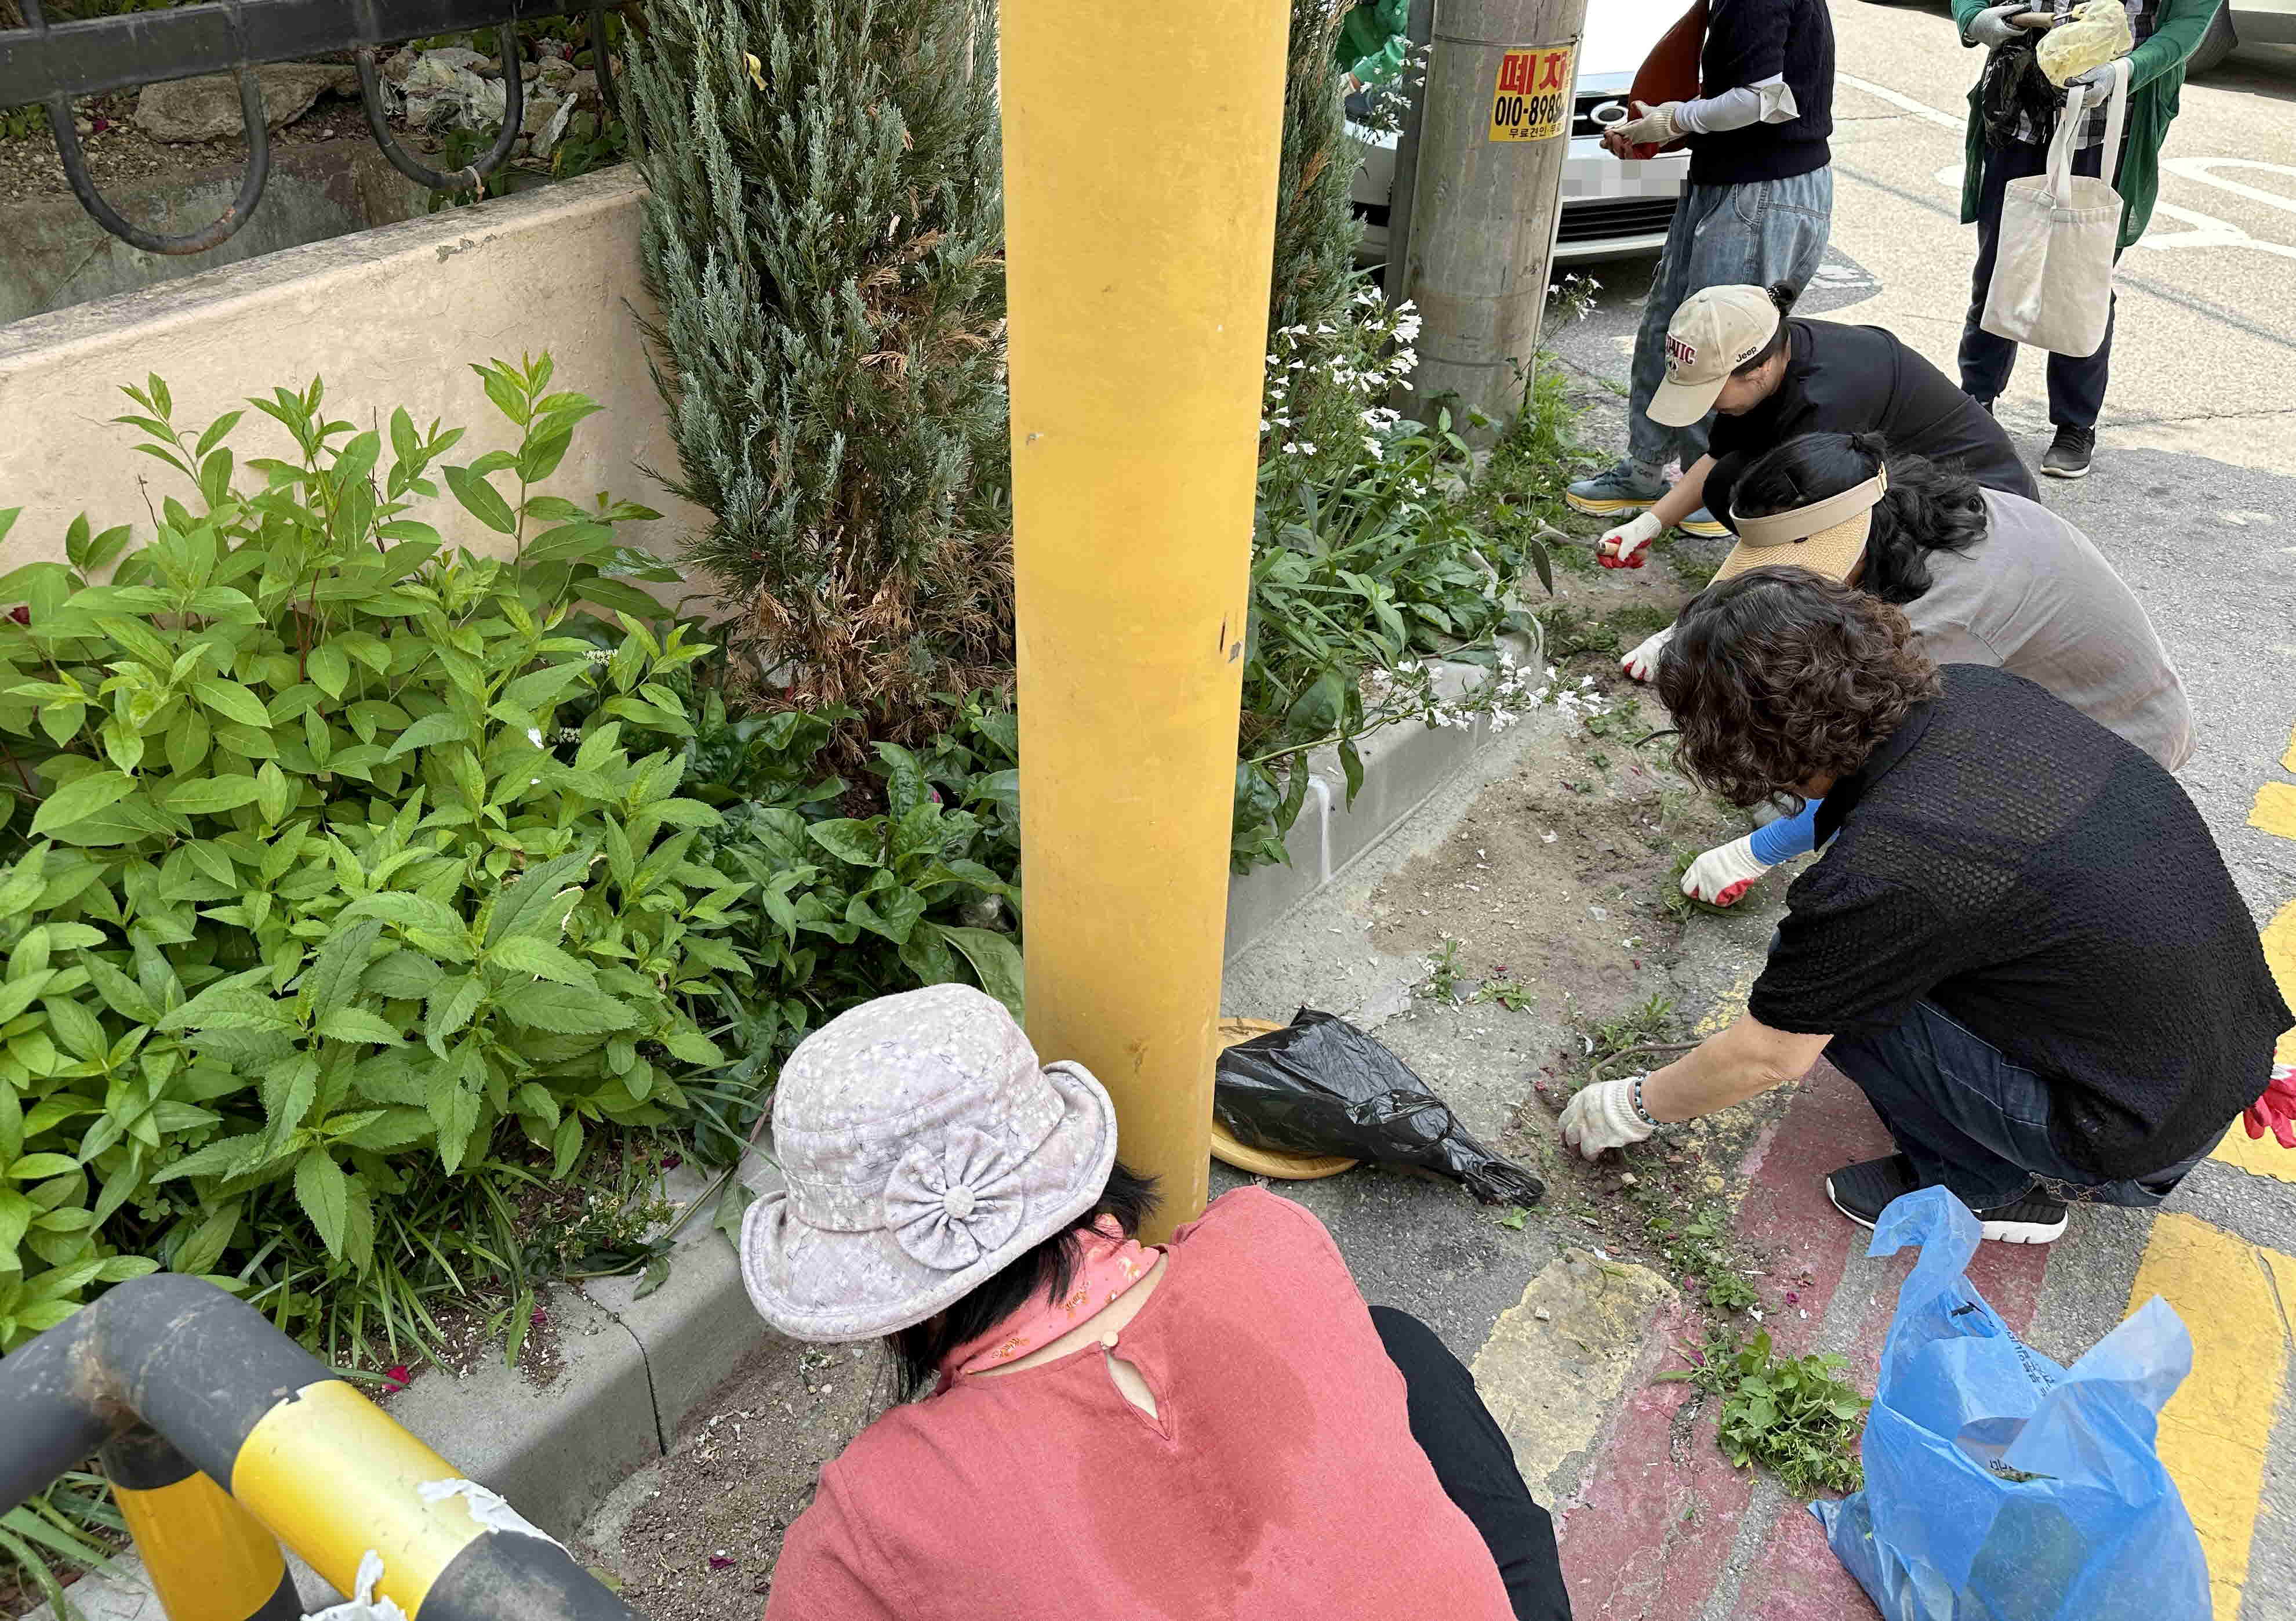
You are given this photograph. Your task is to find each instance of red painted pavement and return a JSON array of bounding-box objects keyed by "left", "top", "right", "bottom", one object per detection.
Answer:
[
  {"left": 1557, "top": 1061, "right": 2057, "bottom": 1619},
  {"left": 1556, "top": 1301, "right": 1760, "bottom": 1620}
]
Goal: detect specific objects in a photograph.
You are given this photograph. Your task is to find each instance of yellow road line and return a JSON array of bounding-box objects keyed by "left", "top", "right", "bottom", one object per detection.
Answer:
[
  {"left": 2213, "top": 899, "right": 2296, "bottom": 1178},
  {"left": 2127, "top": 1213, "right": 2296, "bottom": 1619},
  {"left": 2215, "top": 1120, "right": 2296, "bottom": 1181},
  {"left": 2251, "top": 782, "right": 2296, "bottom": 841}
]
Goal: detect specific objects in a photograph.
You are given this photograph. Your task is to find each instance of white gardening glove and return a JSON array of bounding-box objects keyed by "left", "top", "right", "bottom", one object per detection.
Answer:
[
  {"left": 1622, "top": 622, "right": 1676, "bottom": 683},
  {"left": 1965, "top": 3, "right": 2030, "bottom": 50},
  {"left": 1559, "top": 1077, "right": 1656, "bottom": 1161},
  {"left": 1597, "top": 510, "right": 1663, "bottom": 571},
  {"left": 2064, "top": 61, "right": 2122, "bottom": 93},
  {"left": 1681, "top": 833, "right": 1774, "bottom": 907},
  {"left": 1611, "top": 100, "right": 1687, "bottom": 148}
]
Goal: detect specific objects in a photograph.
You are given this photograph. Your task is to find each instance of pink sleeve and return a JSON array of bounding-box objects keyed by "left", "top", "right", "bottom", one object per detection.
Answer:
[{"left": 762, "top": 1471, "right": 907, "bottom": 1621}]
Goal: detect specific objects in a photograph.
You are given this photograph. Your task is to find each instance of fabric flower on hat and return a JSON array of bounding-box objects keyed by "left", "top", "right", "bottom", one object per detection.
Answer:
[{"left": 884, "top": 1124, "right": 1029, "bottom": 1271}]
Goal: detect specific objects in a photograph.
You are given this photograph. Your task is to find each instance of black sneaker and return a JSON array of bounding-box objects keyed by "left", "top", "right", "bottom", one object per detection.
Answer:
[
  {"left": 1824, "top": 1155, "right": 2070, "bottom": 1244},
  {"left": 1972, "top": 396, "right": 1996, "bottom": 417},
  {"left": 2041, "top": 425, "right": 2097, "bottom": 480},
  {"left": 1825, "top": 1154, "right": 1920, "bottom": 1227},
  {"left": 1971, "top": 1190, "right": 2070, "bottom": 1244}
]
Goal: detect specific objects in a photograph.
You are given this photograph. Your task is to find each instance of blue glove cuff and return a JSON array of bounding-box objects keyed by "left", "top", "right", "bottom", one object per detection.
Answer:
[{"left": 1749, "top": 799, "right": 1823, "bottom": 865}]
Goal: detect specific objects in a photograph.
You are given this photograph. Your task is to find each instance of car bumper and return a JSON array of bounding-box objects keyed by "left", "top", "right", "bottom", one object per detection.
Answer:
[
  {"left": 1556, "top": 132, "right": 1687, "bottom": 262},
  {"left": 1353, "top": 130, "right": 1688, "bottom": 265}
]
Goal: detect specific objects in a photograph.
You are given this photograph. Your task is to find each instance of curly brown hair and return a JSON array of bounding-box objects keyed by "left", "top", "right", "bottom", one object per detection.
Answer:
[{"left": 1656, "top": 568, "right": 1942, "bottom": 808}]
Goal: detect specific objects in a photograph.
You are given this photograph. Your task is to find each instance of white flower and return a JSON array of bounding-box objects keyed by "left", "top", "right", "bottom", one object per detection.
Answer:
[
  {"left": 526, "top": 727, "right": 545, "bottom": 748},
  {"left": 586, "top": 648, "right": 613, "bottom": 664}
]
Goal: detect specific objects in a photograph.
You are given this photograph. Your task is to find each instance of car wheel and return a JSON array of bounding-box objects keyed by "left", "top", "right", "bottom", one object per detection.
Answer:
[{"left": 2186, "top": 4, "right": 2237, "bottom": 74}]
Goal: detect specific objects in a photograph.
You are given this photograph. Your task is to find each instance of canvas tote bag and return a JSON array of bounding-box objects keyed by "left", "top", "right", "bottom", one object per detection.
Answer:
[{"left": 1979, "top": 57, "right": 2130, "bottom": 358}]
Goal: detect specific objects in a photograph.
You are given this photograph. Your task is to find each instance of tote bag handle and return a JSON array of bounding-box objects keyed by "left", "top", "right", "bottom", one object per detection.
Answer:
[{"left": 2047, "top": 57, "right": 2132, "bottom": 204}]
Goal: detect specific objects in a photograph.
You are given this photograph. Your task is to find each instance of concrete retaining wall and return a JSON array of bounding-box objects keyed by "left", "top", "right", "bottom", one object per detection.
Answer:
[
  {"left": 1, "top": 143, "right": 433, "bottom": 327},
  {"left": 0, "top": 164, "right": 702, "bottom": 569}
]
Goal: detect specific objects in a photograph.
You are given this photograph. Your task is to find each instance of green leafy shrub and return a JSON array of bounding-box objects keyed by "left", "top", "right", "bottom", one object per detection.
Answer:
[
  {"left": 1235, "top": 387, "right": 1557, "bottom": 872},
  {"left": 0, "top": 357, "right": 754, "bottom": 1350},
  {"left": 695, "top": 692, "right": 1024, "bottom": 1109}
]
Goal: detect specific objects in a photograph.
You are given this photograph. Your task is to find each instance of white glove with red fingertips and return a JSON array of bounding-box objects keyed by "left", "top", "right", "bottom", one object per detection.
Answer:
[
  {"left": 1611, "top": 100, "right": 1687, "bottom": 148},
  {"left": 1599, "top": 511, "right": 1662, "bottom": 571},
  {"left": 1681, "top": 835, "right": 1774, "bottom": 908},
  {"left": 2244, "top": 1063, "right": 2296, "bottom": 1150},
  {"left": 1558, "top": 1077, "right": 1656, "bottom": 1161},
  {"left": 1622, "top": 623, "right": 1675, "bottom": 683}
]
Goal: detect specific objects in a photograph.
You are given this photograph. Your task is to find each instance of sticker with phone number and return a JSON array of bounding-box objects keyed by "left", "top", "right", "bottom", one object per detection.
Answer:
[{"left": 1489, "top": 45, "right": 1574, "bottom": 143}]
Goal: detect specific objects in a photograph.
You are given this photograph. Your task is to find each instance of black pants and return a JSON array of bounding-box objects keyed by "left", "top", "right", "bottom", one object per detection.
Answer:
[
  {"left": 1371, "top": 1306, "right": 1572, "bottom": 1620},
  {"left": 1959, "top": 136, "right": 2124, "bottom": 430}
]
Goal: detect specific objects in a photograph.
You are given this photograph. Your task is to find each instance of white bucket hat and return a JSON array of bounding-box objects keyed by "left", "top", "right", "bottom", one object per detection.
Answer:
[{"left": 739, "top": 984, "right": 1119, "bottom": 1343}]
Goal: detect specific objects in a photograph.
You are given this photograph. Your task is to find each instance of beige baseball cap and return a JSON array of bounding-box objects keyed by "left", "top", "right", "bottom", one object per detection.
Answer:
[{"left": 1648, "top": 285, "right": 1784, "bottom": 427}]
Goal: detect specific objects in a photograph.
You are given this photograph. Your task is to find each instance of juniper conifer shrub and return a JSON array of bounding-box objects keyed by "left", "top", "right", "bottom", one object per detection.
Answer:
[{"left": 625, "top": 0, "right": 1011, "bottom": 736}]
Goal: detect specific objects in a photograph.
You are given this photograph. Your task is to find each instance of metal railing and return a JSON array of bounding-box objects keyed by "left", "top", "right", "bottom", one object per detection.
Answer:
[
  {"left": 0, "top": 0, "right": 626, "bottom": 254},
  {"left": 0, "top": 1272, "right": 642, "bottom": 1621}
]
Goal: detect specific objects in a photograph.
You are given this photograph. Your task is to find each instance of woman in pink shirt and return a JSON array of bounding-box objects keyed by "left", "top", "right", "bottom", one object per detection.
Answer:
[{"left": 740, "top": 984, "right": 1571, "bottom": 1620}]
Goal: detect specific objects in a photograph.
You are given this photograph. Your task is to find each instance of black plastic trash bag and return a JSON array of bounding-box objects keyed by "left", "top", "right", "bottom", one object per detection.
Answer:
[{"left": 1215, "top": 1009, "right": 1543, "bottom": 1206}]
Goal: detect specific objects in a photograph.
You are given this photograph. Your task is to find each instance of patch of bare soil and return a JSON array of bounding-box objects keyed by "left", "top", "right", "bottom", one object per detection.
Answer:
[
  {"left": 0, "top": 86, "right": 387, "bottom": 207},
  {"left": 1369, "top": 557, "right": 1738, "bottom": 1033},
  {"left": 576, "top": 1336, "right": 885, "bottom": 1616}
]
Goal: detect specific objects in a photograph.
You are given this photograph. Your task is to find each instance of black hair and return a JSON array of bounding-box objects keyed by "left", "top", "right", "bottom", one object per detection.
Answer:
[
  {"left": 888, "top": 1161, "right": 1161, "bottom": 1401},
  {"left": 1656, "top": 568, "right": 1942, "bottom": 809},
  {"left": 1730, "top": 431, "right": 1988, "bottom": 604},
  {"left": 1730, "top": 281, "right": 1799, "bottom": 376}
]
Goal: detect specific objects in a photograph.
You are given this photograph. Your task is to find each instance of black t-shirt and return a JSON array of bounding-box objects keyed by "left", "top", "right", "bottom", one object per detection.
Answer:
[
  {"left": 1749, "top": 665, "right": 2290, "bottom": 1181},
  {"left": 1705, "top": 320, "right": 2040, "bottom": 530},
  {"left": 1691, "top": 0, "right": 1834, "bottom": 187}
]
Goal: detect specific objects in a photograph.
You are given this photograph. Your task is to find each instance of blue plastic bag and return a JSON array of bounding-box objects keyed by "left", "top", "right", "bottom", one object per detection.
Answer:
[{"left": 1811, "top": 1186, "right": 2210, "bottom": 1620}]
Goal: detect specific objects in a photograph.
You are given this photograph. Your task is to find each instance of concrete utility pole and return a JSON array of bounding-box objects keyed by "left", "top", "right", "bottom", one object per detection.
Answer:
[
  {"left": 1402, "top": 0, "right": 1594, "bottom": 427},
  {"left": 1000, "top": 0, "right": 1289, "bottom": 1241}
]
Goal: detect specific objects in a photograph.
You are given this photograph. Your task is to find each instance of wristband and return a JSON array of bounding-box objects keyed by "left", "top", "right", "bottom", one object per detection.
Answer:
[{"left": 1631, "top": 1074, "right": 1661, "bottom": 1129}]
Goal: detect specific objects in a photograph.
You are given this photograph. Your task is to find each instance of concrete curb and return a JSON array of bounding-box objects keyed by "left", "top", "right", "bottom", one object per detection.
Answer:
[
  {"left": 24, "top": 637, "right": 1536, "bottom": 1619},
  {"left": 1226, "top": 630, "right": 1541, "bottom": 962}
]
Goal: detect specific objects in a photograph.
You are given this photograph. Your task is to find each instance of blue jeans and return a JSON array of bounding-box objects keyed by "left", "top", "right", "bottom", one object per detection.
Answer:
[
  {"left": 1626, "top": 166, "right": 1834, "bottom": 470},
  {"left": 1825, "top": 1000, "right": 2207, "bottom": 1210}
]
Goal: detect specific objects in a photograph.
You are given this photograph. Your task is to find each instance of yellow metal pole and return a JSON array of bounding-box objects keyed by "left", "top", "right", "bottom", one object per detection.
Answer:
[
  {"left": 1002, "top": 0, "right": 1289, "bottom": 1241},
  {"left": 103, "top": 1430, "right": 295, "bottom": 1621}
]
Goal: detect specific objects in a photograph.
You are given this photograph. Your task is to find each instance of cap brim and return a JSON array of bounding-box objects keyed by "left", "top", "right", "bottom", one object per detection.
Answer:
[
  {"left": 738, "top": 1060, "right": 1120, "bottom": 1343},
  {"left": 1647, "top": 374, "right": 1727, "bottom": 429},
  {"left": 1709, "top": 511, "right": 1873, "bottom": 587}
]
